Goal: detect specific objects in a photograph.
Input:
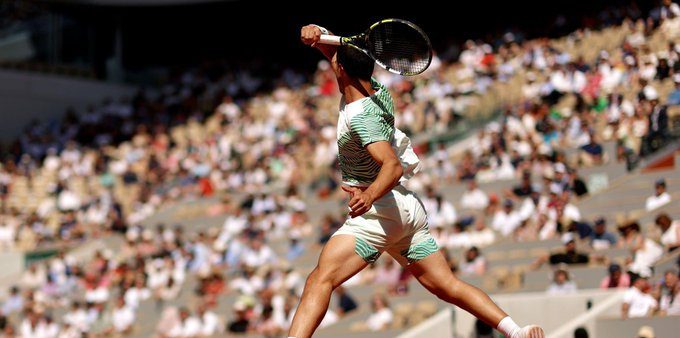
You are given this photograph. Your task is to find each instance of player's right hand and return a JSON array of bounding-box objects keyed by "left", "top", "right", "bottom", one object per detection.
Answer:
[{"left": 300, "top": 25, "right": 322, "bottom": 46}]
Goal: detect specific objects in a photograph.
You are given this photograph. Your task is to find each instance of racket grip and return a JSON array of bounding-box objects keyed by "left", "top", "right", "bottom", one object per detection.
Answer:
[{"left": 318, "top": 35, "right": 342, "bottom": 46}]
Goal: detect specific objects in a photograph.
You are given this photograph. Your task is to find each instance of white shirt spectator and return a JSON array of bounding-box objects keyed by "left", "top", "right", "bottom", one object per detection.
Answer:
[
  {"left": 124, "top": 286, "right": 151, "bottom": 309},
  {"left": 492, "top": 210, "right": 522, "bottom": 237},
  {"left": 623, "top": 287, "right": 658, "bottom": 318},
  {"left": 57, "top": 189, "right": 81, "bottom": 211},
  {"left": 547, "top": 281, "right": 578, "bottom": 295},
  {"left": 168, "top": 316, "right": 202, "bottom": 338},
  {"left": 460, "top": 188, "right": 489, "bottom": 210},
  {"left": 112, "top": 305, "right": 136, "bottom": 332},
  {"left": 242, "top": 244, "right": 276, "bottom": 267},
  {"left": 0, "top": 220, "right": 16, "bottom": 249},
  {"left": 661, "top": 220, "right": 680, "bottom": 248},
  {"left": 366, "top": 308, "right": 393, "bottom": 331},
  {"left": 63, "top": 308, "right": 89, "bottom": 332},
  {"left": 646, "top": 192, "right": 671, "bottom": 212},
  {"left": 200, "top": 310, "right": 221, "bottom": 336}
]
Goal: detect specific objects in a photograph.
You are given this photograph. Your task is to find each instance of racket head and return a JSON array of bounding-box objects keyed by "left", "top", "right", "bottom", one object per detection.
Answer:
[{"left": 365, "top": 19, "right": 433, "bottom": 76}]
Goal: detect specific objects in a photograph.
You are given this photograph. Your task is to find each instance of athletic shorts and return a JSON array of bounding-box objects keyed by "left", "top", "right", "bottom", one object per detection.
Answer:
[{"left": 332, "top": 185, "right": 438, "bottom": 265}]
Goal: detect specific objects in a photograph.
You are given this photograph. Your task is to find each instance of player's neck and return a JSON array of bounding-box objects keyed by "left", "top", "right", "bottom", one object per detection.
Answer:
[{"left": 342, "top": 78, "right": 375, "bottom": 104}]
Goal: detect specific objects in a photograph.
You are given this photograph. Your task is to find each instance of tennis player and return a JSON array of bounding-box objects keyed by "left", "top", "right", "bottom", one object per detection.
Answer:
[{"left": 288, "top": 24, "right": 545, "bottom": 338}]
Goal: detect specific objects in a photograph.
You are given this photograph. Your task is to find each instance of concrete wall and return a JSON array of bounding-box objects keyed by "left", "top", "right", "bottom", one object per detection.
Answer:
[
  {"left": 0, "top": 69, "right": 135, "bottom": 142},
  {"left": 453, "top": 289, "right": 623, "bottom": 338},
  {"left": 397, "top": 308, "right": 452, "bottom": 338}
]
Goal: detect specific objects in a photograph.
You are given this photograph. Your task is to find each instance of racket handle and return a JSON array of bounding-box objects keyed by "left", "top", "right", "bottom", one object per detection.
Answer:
[{"left": 318, "top": 35, "right": 342, "bottom": 46}]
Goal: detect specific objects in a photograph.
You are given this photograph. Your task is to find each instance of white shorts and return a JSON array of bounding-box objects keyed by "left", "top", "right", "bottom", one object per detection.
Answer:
[{"left": 333, "top": 185, "right": 438, "bottom": 265}]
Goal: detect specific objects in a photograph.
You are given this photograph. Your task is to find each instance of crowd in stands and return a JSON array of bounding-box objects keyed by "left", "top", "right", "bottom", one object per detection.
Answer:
[{"left": 0, "top": 1, "right": 679, "bottom": 337}]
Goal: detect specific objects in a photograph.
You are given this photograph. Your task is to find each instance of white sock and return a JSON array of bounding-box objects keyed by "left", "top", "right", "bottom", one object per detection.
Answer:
[{"left": 496, "top": 316, "right": 521, "bottom": 338}]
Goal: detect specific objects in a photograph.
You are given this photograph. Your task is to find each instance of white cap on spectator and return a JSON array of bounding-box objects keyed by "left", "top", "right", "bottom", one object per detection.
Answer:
[
  {"left": 561, "top": 232, "right": 575, "bottom": 245},
  {"left": 599, "top": 50, "right": 609, "bottom": 59},
  {"left": 674, "top": 73, "right": 680, "bottom": 83},
  {"left": 644, "top": 86, "right": 659, "bottom": 101},
  {"left": 554, "top": 162, "right": 566, "bottom": 174}
]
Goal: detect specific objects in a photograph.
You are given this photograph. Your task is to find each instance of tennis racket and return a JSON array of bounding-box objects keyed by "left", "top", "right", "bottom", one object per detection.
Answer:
[{"left": 317, "top": 19, "right": 432, "bottom": 76}]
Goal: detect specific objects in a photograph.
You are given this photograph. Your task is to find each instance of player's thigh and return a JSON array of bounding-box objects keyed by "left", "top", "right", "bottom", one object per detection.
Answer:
[
  {"left": 311, "top": 234, "right": 369, "bottom": 287},
  {"left": 406, "top": 249, "right": 459, "bottom": 294}
]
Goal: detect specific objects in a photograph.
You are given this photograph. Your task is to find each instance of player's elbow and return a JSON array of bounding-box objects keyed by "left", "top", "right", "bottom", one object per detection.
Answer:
[{"left": 386, "top": 158, "right": 403, "bottom": 182}]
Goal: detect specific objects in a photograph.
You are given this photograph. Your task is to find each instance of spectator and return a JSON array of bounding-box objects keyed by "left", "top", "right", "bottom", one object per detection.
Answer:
[
  {"left": 373, "top": 259, "right": 401, "bottom": 287},
  {"left": 532, "top": 233, "right": 590, "bottom": 269},
  {"left": 335, "top": 286, "right": 358, "bottom": 316},
  {"left": 227, "top": 301, "right": 250, "bottom": 334},
  {"left": 2, "top": 286, "right": 23, "bottom": 315},
  {"left": 589, "top": 217, "right": 618, "bottom": 250},
  {"left": 656, "top": 269, "right": 680, "bottom": 315},
  {"left": 667, "top": 73, "right": 680, "bottom": 105},
  {"left": 365, "top": 294, "right": 393, "bottom": 331},
  {"left": 573, "top": 327, "right": 589, "bottom": 338},
  {"left": 109, "top": 297, "right": 135, "bottom": 334},
  {"left": 460, "top": 246, "right": 487, "bottom": 276},
  {"left": 547, "top": 265, "right": 578, "bottom": 295},
  {"left": 645, "top": 179, "right": 671, "bottom": 212},
  {"left": 492, "top": 199, "right": 522, "bottom": 237},
  {"left": 619, "top": 222, "right": 664, "bottom": 281},
  {"left": 600, "top": 263, "right": 631, "bottom": 289},
  {"left": 655, "top": 213, "right": 680, "bottom": 252},
  {"left": 167, "top": 307, "right": 201, "bottom": 338},
  {"left": 460, "top": 179, "right": 489, "bottom": 210},
  {"left": 622, "top": 277, "right": 658, "bottom": 318},
  {"left": 579, "top": 132, "right": 605, "bottom": 166}
]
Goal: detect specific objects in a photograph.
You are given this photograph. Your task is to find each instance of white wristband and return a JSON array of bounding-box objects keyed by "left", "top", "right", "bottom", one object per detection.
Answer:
[{"left": 312, "top": 24, "right": 329, "bottom": 35}]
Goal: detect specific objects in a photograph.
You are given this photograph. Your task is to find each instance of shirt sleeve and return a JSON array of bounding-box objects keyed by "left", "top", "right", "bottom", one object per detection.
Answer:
[{"left": 350, "top": 112, "right": 391, "bottom": 147}]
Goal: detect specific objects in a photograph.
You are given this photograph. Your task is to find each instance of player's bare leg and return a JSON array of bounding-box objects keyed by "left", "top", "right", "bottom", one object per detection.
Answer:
[
  {"left": 288, "top": 235, "right": 369, "bottom": 338},
  {"left": 407, "top": 250, "right": 545, "bottom": 338}
]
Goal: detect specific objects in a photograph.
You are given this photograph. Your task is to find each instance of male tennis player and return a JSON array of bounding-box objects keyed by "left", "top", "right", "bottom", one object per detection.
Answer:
[{"left": 289, "top": 24, "right": 545, "bottom": 338}]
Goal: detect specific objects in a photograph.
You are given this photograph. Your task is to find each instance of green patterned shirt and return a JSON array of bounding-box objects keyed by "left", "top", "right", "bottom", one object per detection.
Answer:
[{"left": 337, "top": 78, "right": 395, "bottom": 186}]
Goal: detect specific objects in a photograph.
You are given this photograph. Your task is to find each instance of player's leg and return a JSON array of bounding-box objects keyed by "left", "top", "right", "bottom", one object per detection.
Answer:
[
  {"left": 287, "top": 234, "right": 370, "bottom": 338},
  {"left": 407, "top": 250, "right": 544, "bottom": 338}
]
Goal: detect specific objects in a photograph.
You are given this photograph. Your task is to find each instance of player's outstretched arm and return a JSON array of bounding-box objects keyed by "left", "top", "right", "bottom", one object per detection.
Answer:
[
  {"left": 300, "top": 24, "right": 337, "bottom": 61},
  {"left": 342, "top": 141, "right": 402, "bottom": 218}
]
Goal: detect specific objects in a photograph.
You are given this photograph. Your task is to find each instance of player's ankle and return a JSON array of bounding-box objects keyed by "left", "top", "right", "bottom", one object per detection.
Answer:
[{"left": 496, "top": 316, "right": 521, "bottom": 338}]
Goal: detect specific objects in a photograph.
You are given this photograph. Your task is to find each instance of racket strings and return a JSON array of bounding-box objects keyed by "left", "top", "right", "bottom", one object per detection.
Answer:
[{"left": 368, "top": 21, "right": 431, "bottom": 76}]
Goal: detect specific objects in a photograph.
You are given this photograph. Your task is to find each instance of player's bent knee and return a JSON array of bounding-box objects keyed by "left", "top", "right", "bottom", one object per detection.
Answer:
[{"left": 304, "top": 267, "right": 334, "bottom": 289}]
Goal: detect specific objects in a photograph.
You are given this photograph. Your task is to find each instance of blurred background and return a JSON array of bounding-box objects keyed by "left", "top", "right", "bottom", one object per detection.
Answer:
[{"left": 0, "top": 0, "right": 679, "bottom": 338}]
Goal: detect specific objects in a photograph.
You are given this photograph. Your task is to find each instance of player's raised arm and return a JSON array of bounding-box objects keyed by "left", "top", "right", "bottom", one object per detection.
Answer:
[{"left": 300, "top": 24, "right": 337, "bottom": 61}]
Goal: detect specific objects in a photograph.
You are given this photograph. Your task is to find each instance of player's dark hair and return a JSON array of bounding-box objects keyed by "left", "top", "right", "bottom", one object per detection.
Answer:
[{"left": 337, "top": 46, "right": 374, "bottom": 81}]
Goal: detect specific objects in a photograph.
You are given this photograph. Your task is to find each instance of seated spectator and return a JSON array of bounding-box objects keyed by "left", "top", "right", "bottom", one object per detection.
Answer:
[
  {"left": 227, "top": 301, "right": 250, "bottom": 334},
  {"left": 532, "top": 233, "right": 590, "bottom": 269},
  {"left": 600, "top": 263, "right": 631, "bottom": 289},
  {"left": 492, "top": 199, "right": 522, "bottom": 237},
  {"left": 365, "top": 294, "right": 393, "bottom": 331},
  {"left": 567, "top": 168, "right": 589, "bottom": 198},
  {"left": 460, "top": 179, "right": 489, "bottom": 210},
  {"left": 108, "top": 297, "right": 135, "bottom": 334},
  {"left": 547, "top": 265, "right": 578, "bottom": 295},
  {"left": 579, "top": 132, "right": 605, "bottom": 166},
  {"left": 655, "top": 213, "right": 680, "bottom": 252},
  {"left": 667, "top": 73, "right": 680, "bottom": 105},
  {"left": 588, "top": 217, "right": 618, "bottom": 250},
  {"left": 656, "top": 269, "right": 680, "bottom": 316},
  {"left": 335, "top": 286, "right": 358, "bottom": 316},
  {"left": 2, "top": 286, "right": 23, "bottom": 315},
  {"left": 645, "top": 179, "right": 671, "bottom": 212},
  {"left": 373, "top": 258, "right": 401, "bottom": 287},
  {"left": 618, "top": 222, "right": 664, "bottom": 281},
  {"left": 573, "top": 327, "right": 589, "bottom": 338},
  {"left": 460, "top": 246, "right": 487, "bottom": 276},
  {"left": 167, "top": 307, "right": 201, "bottom": 337},
  {"left": 622, "top": 277, "right": 658, "bottom": 318},
  {"left": 508, "top": 171, "right": 535, "bottom": 199}
]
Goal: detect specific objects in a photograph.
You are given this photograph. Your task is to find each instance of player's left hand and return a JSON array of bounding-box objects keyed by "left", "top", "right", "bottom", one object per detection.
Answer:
[{"left": 342, "top": 186, "right": 374, "bottom": 218}]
